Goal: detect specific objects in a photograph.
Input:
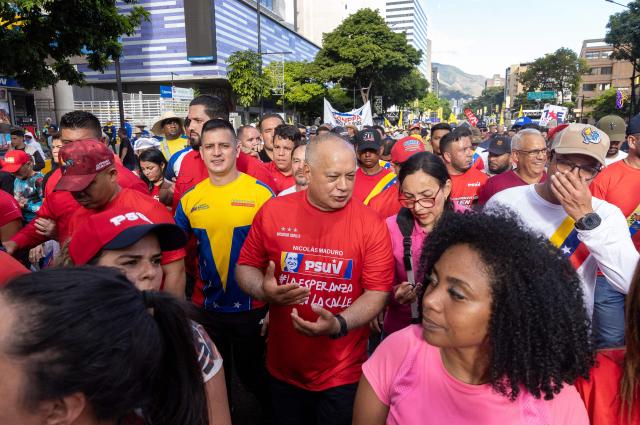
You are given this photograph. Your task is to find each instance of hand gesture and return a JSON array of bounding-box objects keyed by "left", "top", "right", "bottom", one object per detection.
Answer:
[
  {"left": 29, "top": 244, "right": 45, "bottom": 265},
  {"left": 34, "top": 218, "right": 57, "bottom": 238},
  {"left": 394, "top": 282, "right": 421, "bottom": 305},
  {"left": 550, "top": 170, "right": 594, "bottom": 221},
  {"left": 291, "top": 304, "right": 340, "bottom": 337},
  {"left": 262, "top": 261, "right": 310, "bottom": 305}
]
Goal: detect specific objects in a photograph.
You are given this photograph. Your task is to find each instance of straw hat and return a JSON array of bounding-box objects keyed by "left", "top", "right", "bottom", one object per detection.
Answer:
[{"left": 151, "top": 111, "right": 184, "bottom": 137}]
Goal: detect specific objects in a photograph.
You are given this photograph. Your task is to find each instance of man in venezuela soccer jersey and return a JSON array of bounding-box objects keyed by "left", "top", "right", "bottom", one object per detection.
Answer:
[
  {"left": 351, "top": 129, "right": 397, "bottom": 205},
  {"left": 236, "top": 133, "right": 394, "bottom": 425},
  {"left": 486, "top": 123, "right": 638, "bottom": 319},
  {"left": 174, "top": 119, "right": 274, "bottom": 415}
]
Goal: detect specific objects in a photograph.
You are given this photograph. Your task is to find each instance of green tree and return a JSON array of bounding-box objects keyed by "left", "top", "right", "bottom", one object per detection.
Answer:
[
  {"left": 0, "top": 0, "right": 148, "bottom": 89},
  {"left": 314, "top": 8, "right": 422, "bottom": 105},
  {"left": 375, "top": 68, "right": 429, "bottom": 108},
  {"left": 464, "top": 86, "right": 505, "bottom": 116},
  {"left": 605, "top": 1, "right": 640, "bottom": 113},
  {"left": 518, "top": 48, "right": 589, "bottom": 104},
  {"left": 227, "top": 49, "right": 271, "bottom": 108},
  {"left": 585, "top": 88, "right": 630, "bottom": 121}
]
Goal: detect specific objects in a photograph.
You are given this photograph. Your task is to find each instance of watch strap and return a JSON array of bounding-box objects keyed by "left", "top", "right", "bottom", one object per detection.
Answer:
[{"left": 330, "top": 314, "right": 348, "bottom": 339}]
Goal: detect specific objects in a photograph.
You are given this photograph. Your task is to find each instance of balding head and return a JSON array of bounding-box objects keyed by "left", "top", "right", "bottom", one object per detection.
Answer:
[{"left": 304, "top": 134, "right": 357, "bottom": 211}]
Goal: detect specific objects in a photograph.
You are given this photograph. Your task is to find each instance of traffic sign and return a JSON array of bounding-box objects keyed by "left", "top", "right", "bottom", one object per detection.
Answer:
[{"left": 527, "top": 91, "right": 556, "bottom": 100}]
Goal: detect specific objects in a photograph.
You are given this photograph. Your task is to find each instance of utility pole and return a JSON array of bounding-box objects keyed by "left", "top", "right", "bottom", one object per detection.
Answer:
[
  {"left": 257, "top": 0, "right": 263, "bottom": 116},
  {"left": 114, "top": 56, "right": 125, "bottom": 129}
]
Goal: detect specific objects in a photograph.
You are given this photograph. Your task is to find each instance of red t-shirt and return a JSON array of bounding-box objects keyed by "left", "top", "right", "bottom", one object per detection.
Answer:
[
  {"left": 352, "top": 168, "right": 396, "bottom": 204},
  {"left": 591, "top": 159, "right": 640, "bottom": 251},
  {"left": 67, "top": 188, "right": 185, "bottom": 265},
  {"left": 237, "top": 191, "right": 394, "bottom": 391},
  {"left": 449, "top": 167, "right": 488, "bottom": 207},
  {"left": 265, "top": 161, "right": 295, "bottom": 194},
  {"left": 0, "top": 189, "right": 22, "bottom": 227},
  {"left": 150, "top": 184, "right": 160, "bottom": 202},
  {"left": 478, "top": 169, "right": 547, "bottom": 206},
  {"left": 172, "top": 150, "right": 276, "bottom": 211},
  {"left": 12, "top": 163, "right": 148, "bottom": 250},
  {"left": 575, "top": 349, "right": 640, "bottom": 425},
  {"left": 0, "top": 251, "right": 28, "bottom": 285},
  {"left": 368, "top": 183, "right": 401, "bottom": 219}
]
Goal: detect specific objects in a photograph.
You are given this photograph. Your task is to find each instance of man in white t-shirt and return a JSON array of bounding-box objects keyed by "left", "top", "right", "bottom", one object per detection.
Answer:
[
  {"left": 278, "top": 143, "right": 307, "bottom": 196},
  {"left": 486, "top": 123, "right": 638, "bottom": 316}
]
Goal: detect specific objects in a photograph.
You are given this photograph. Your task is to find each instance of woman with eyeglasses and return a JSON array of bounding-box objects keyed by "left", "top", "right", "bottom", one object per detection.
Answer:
[{"left": 378, "top": 152, "right": 465, "bottom": 336}]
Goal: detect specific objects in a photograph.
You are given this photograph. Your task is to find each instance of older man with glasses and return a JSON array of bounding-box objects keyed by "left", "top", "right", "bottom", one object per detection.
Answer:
[
  {"left": 485, "top": 124, "right": 638, "bottom": 321},
  {"left": 478, "top": 128, "right": 548, "bottom": 205}
]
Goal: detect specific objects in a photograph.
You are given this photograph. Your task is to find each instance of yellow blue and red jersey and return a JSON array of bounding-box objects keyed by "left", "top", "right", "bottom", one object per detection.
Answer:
[{"left": 174, "top": 172, "right": 274, "bottom": 312}]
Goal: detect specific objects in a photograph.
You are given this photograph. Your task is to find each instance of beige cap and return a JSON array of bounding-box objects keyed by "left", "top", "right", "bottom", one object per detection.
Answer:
[
  {"left": 596, "top": 115, "right": 626, "bottom": 142},
  {"left": 151, "top": 111, "right": 184, "bottom": 137},
  {"left": 550, "top": 124, "right": 610, "bottom": 166}
]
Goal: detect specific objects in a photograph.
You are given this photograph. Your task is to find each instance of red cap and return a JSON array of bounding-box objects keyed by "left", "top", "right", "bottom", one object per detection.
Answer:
[
  {"left": 391, "top": 136, "right": 426, "bottom": 163},
  {"left": 69, "top": 208, "right": 187, "bottom": 265},
  {"left": 55, "top": 139, "right": 114, "bottom": 192},
  {"left": 1, "top": 150, "right": 31, "bottom": 173}
]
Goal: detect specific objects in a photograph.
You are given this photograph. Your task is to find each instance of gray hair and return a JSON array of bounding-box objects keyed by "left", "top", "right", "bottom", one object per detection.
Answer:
[
  {"left": 511, "top": 128, "right": 543, "bottom": 151},
  {"left": 305, "top": 133, "right": 355, "bottom": 167}
]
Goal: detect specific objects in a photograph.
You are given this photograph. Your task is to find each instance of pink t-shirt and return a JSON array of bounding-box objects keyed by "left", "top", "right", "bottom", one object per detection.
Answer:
[{"left": 363, "top": 325, "right": 589, "bottom": 425}]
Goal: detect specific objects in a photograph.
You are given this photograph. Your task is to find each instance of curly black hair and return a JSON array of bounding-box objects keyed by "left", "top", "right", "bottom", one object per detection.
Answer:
[{"left": 419, "top": 209, "right": 594, "bottom": 401}]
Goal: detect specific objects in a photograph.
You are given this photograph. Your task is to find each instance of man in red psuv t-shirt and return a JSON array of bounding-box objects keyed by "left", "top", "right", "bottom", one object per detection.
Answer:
[
  {"left": 53, "top": 140, "right": 186, "bottom": 299},
  {"left": 236, "top": 134, "right": 394, "bottom": 425},
  {"left": 264, "top": 124, "right": 301, "bottom": 193},
  {"left": 440, "top": 127, "right": 487, "bottom": 207},
  {"left": 3, "top": 111, "right": 147, "bottom": 255}
]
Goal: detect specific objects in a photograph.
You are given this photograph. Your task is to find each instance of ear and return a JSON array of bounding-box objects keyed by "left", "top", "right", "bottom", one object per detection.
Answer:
[
  {"left": 443, "top": 179, "right": 452, "bottom": 199},
  {"left": 109, "top": 167, "right": 118, "bottom": 183},
  {"left": 43, "top": 393, "right": 87, "bottom": 425},
  {"left": 442, "top": 151, "right": 452, "bottom": 164},
  {"left": 303, "top": 162, "right": 312, "bottom": 181},
  {"left": 628, "top": 134, "right": 638, "bottom": 151},
  {"left": 378, "top": 146, "right": 384, "bottom": 156}
]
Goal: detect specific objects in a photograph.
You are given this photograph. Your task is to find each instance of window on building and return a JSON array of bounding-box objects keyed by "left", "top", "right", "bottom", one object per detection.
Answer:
[
  {"left": 600, "top": 66, "right": 612, "bottom": 75},
  {"left": 585, "top": 51, "right": 600, "bottom": 59},
  {"left": 583, "top": 83, "right": 596, "bottom": 91},
  {"left": 590, "top": 67, "right": 599, "bottom": 75},
  {"left": 598, "top": 83, "right": 611, "bottom": 91},
  {"left": 259, "top": 0, "right": 272, "bottom": 9},
  {"left": 601, "top": 51, "right": 613, "bottom": 58}
]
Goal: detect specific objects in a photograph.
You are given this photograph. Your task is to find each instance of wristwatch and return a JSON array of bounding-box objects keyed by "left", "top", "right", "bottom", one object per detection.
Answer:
[
  {"left": 330, "top": 314, "right": 349, "bottom": 339},
  {"left": 575, "top": 212, "right": 602, "bottom": 231}
]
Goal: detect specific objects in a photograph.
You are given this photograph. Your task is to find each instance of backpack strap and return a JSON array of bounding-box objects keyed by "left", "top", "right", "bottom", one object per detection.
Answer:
[{"left": 396, "top": 208, "right": 420, "bottom": 322}]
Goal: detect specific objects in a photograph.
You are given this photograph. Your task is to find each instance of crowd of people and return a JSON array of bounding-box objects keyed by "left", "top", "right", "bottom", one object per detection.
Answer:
[{"left": 0, "top": 94, "right": 639, "bottom": 425}]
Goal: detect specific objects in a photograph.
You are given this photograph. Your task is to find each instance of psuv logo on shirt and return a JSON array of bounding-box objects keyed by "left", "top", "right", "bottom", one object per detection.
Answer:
[
  {"left": 467, "top": 182, "right": 481, "bottom": 187},
  {"left": 191, "top": 203, "right": 209, "bottom": 213},
  {"left": 280, "top": 252, "right": 353, "bottom": 279}
]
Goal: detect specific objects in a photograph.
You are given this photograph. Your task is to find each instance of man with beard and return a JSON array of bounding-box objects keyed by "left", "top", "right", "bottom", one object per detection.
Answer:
[
  {"left": 440, "top": 127, "right": 487, "bottom": 207},
  {"left": 487, "top": 135, "right": 512, "bottom": 176}
]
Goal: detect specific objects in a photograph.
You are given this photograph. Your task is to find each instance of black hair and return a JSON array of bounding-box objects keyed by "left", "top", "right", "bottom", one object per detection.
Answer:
[
  {"left": 138, "top": 148, "right": 167, "bottom": 190},
  {"left": 296, "top": 123, "right": 307, "bottom": 130},
  {"left": 419, "top": 210, "right": 594, "bottom": 401},
  {"left": 439, "top": 127, "right": 472, "bottom": 154},
  {"left": 274, "top": 124, "right": 303, "bottom": 146},
  {"left": 59, "top": 111, "right": 102, "bottom": 138},
  {"left": 2, "top": 267, "right": 208, "bottom": 424},
  {"left": 201, "top": 118, "right": 236, "bottom": 138},
  {"left": 258, "top": 113, "right": 285, "bottom": 131},
  {"left": 382, "top": 138, "right": 396, "bottom": 156},
  {"left": 236, "top": 124, "right": 257, "bottom": 140},
  {"left": 373, "top": 124, "right": 385, "bottom": 135},
  {"left": 430, "top": 122, "right": 452, "bottom": 135},
  {"left": 398, "top": 152, "right": 453, "bottom": 211},
  {"left": 10, "top": 128, "right": 24, "bottom": 137},
  {"left": 189, "top": 95, "right": 229, "bottom": 121}
]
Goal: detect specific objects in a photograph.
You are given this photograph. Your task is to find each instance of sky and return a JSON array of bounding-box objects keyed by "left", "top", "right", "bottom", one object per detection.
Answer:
[{"left": 428, "top": 0, "right": 627, "bottom": 77}]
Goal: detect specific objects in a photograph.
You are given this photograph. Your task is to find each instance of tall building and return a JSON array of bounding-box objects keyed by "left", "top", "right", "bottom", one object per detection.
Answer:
[
  {"left": 295, "top": 0, "right": 431, "bottom": 81},
  {"left": 577, "top": 38, "right": 635, "bottom": 119},
  {"left": 485, "top": 74, "right": 505, "bottom": 90},
  {"left": 431, "top": 66, "right": 440, "bottom": 98},
  {"left": 504, "top": 63, "right": 529, "bottom": 110}
]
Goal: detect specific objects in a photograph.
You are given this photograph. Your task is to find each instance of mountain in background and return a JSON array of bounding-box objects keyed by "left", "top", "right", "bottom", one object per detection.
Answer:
[{"left": 432, "top": 62, "right": 487, "bottom": 100}]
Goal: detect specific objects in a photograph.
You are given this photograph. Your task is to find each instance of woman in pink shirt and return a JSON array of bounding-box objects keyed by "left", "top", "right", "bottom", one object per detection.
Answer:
[
  {"left": 354, "top": 211, "right": 593, "bottom": 425},
  {"left": 382, "top": 152, "right": 465, "bottom": 335}
]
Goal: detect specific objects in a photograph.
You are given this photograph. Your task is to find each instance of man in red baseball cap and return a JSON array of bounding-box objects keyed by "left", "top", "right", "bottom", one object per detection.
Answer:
[
  {"left": 3, "top": 111, "right": 147, "bottom": 260},
  {"left": 368, "top": 136, "right": 426, "bottom": 218},
  {"left": 56, "top": 140, "right": 186, "bottom": 297}
]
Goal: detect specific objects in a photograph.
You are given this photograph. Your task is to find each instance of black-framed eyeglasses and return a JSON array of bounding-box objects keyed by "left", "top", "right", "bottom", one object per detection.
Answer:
[
  {"left": 514, "top": 147, "right": 548, "bottom": 158},
  {"left": 399, "top": 187, "right": 442, "bottom": 209},
  {"left": 554, "top": 157, "right": 601, "bottom": 180}
]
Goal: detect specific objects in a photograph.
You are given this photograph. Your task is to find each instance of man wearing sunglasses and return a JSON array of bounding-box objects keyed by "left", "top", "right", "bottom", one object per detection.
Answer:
[{"left": 486, "top": 124, "right": 638, "bottom": 320}]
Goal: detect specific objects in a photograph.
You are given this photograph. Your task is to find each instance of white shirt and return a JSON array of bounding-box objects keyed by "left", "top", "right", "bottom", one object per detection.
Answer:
[
  {"left": 485, "top": 184, "right": 638, "bottom": 316},
  {"left": 604, "top": 150, "right": 628, "bottom": 166},
  {"left": 278, "top": 185, "right": 298, "bottom": 196}
]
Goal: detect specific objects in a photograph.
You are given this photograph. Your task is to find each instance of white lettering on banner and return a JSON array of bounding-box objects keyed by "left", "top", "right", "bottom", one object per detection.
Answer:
[
  {"left": 539, "top": 104, "right": 568, "bottom": 126},
  {"left": 323, "top": 98, "right": 373, "bottom": 129}
]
